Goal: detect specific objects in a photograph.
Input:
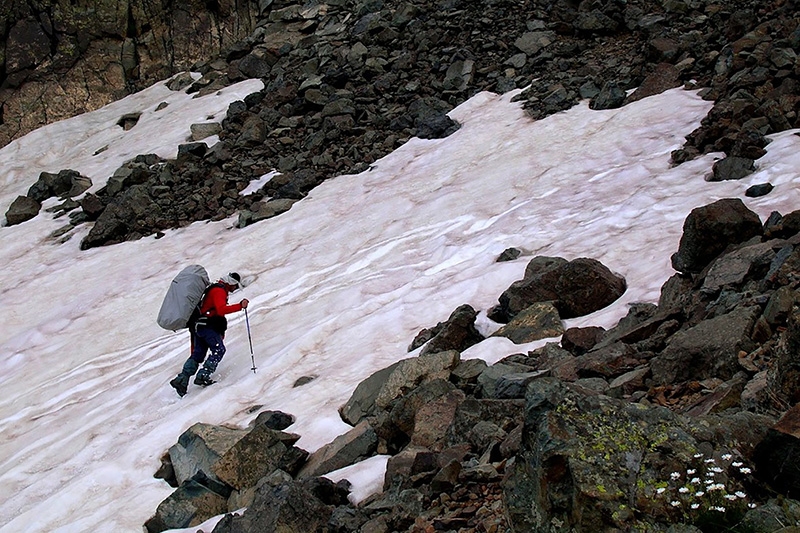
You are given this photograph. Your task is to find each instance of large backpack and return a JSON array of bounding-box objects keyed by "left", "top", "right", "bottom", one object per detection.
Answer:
[{"left": 157, "top": 265, "right": 210, "bottom": 331}]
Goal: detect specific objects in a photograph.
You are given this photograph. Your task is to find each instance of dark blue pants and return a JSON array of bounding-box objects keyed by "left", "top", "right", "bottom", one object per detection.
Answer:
[{"left": 178, "top": 327, "right": 226, "bottom": 383}]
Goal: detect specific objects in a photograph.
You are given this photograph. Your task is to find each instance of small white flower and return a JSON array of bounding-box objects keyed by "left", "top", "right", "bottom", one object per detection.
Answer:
[
  {"left": 749, "top": 503, "right": 757, "bottom": 509},
  {"left": 732, "top": 461, "right": 743, "bottom": 467},
  {"left": 671, "top": 501, "right": 681, "bottom": 507},
  {"left": 712, "top": 506, "right": 726, "bottom": 512},
  {"left": 691, "top": 503, "right": 700, "bottom": 509},
  {"left": 695, "top": 491, "right": 705, "bottom": 497},
  {"left": 740, "top": 467, "right": 752, "bottom": 474},
  {"left": 722, "top": 454, "right": 733, "bottom": 460},
  {"left": 704, "top": 458, "right": 716, "bottom": 463},
  {"left": 735, "top": 491, "right": 747, "bottom": 498},
  {"left": 679, "top": 487, "right": 690, "bottom": 494},
  {"left": 710, "top": 467, "right": 723, "bottom": 473},
  {"left": 709, "top": 484, "right": 725, "bottom": 491},
  {"left": 670, "top": 472, "right": 681, "bottom": 480},
  {"left": 656, "top": 487, "right": 666, "bottom": 494},
  {"left": 691, "top": 477, "right": 701, "bottom": 484},
  {"left": 725, "top": 494, "right": 738, "bottom": 501},
  {"left": 705, "top": 479, "right": 714, "bottom": 485},
  {"left": 687, "top": 469, "right": 696, "bottom": 475},
  {"left": 694, "top": 453, "right": 704, "bottom": 458}
]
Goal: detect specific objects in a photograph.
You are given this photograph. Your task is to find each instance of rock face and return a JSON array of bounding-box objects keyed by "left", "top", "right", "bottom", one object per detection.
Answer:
[{"left": 0, "top": 0, "right": 260, "bottom": 147}]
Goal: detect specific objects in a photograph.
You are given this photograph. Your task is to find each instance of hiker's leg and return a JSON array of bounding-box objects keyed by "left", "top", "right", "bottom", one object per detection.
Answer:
[{"left": 197, "top": 329, "right": 226, "bottom": 378}]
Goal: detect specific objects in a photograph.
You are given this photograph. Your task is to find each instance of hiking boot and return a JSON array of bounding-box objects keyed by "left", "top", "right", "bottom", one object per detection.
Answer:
[
  {"left": 169, "top": 376, "right": 188, "bottom": 397},
  {"left": 194, "top": 374, "right": 216, "bottom": 387}
]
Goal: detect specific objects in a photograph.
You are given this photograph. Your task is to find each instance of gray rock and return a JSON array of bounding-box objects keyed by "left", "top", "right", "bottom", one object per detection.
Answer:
[
  {"left": 709, "top": 156, "right": 756, "bottom": 181},
  {"left": 145, "top": 474, "right": 229, "bottom": 533},
  {"left": 169, "top": 422, "right": 248, "bottom": 486},
  {"left": 339, "top": 350, "right": 460, "bottom": 425},
  {"left": 297, "top": 420, "right": 377, "bottom": 478},
  {"left": 650, "top": 306, "right": 760, "bottom": 384}
]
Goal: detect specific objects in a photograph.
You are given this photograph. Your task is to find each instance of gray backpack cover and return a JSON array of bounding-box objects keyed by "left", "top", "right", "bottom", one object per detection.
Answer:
[{"left": 157, "top": 265, "right": 210, "bottom": 331}]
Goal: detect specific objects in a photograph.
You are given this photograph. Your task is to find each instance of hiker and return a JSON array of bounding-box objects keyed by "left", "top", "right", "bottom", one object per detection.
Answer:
[{"left": 169, "top": 272, "right": 249, "bottom": 397}]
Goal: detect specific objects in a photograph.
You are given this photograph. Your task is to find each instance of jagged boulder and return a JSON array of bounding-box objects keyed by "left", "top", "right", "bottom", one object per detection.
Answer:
[
  {"left": 212, "top": 425, "right": 307, "bottom": 492},
  {"left": 411, "top": 304, "right": 484, "bottom": 355},
  {"left": 753, "top": 404, "right": 800, "bottom": 499},
  {"left": 491, "top": 301, "right": 564, "bottom": 344},
  {"left": 671, "top": 199, "right": 764, "bottom": 274},
  {"left": 27, "top": 169, "right": 92, "bottom": 201},
  {"left": 169, "top": 422, "right": 248, "bottom": 486}
]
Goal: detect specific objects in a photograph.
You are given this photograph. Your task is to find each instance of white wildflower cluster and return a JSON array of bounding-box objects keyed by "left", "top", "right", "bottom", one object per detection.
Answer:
[{"left": 652, "top": 451, "right": 758, "bottom": 526}]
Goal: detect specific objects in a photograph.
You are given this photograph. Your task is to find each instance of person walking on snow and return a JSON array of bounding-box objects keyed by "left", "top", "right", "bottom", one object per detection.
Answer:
[{"left": 169, "top": 272, "right": 249, "bottom": 397}]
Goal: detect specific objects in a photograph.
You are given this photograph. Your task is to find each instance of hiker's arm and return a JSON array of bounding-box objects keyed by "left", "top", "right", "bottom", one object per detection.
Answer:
[{"left": 209, "top": 287, "right": 243, "bottom": 315}]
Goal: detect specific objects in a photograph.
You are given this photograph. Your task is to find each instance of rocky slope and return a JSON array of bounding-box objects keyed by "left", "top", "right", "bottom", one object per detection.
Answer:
[
  {"left": 147, "top": 197, "right": 800, "bottom": 532},
  {"left": 4, "top": 0, "right": 800, "bottom": 250}
]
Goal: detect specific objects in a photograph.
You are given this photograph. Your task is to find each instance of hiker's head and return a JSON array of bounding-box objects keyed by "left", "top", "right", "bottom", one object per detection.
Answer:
[{"left": 220, "top": 272, "right": 242, "bottom": 292}]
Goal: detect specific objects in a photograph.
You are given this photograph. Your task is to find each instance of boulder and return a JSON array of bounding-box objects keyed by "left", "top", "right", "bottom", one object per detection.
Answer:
[
  {"left": 701, "top": 241, "right": 777, "bottom": 293},
  {"left": 211, "top": 479, "right": 333, "bottom": 533},
  {"left": 5, "top": 195, "right": 41, "bottom": 225},
  {"left": 297, "top": 420, "right": 378, "bottom": 478},
  {"left": 169, "top": 422, "right": 249, "bottom": 486},
  {"left": 561, "top": 326, "right": 606, "bottom": 355},
  {"left": 505, "top": 379, "right": 758, "bottom": 532},
  {"left": 419, "top": 304, "right": 484, "bottom": 355},
  {"left": 650, "top": 306, "right": 760, "bottom": 384},
  {"left": 496, "top": 256, "right": 626, "bottom": 320},
  {"left": 339, "top": 350, "right": 461, "bottom": 425},
  {"left": 145, "top": 472, "right": 229, "bottom": 533},
  {"left": 212, "top": 426, "right": 307, "bottom": 491},
  {"left": 491, "top": 301, "right": 564, "bottom": 344},
  {"left": 671, "top": 199, "right": 763, "bottom": 274},
  {"left": 709, "top": 156, "right": 756, "bottom": 181}
]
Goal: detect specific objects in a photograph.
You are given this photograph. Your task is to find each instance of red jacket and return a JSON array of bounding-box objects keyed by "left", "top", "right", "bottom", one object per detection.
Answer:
[{"left": 200, "top": 285, "right": 242, "bottom": 317}]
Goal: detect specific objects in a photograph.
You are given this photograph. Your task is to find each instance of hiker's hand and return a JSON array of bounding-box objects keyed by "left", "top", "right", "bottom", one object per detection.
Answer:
[{"left": 241, "top": 299, "right": 249, "bottom": 309}]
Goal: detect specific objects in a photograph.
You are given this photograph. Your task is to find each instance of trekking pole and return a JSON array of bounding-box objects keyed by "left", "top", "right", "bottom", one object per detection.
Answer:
[{"left": 245, "top": 307, "right": 256, "bottom": 373}]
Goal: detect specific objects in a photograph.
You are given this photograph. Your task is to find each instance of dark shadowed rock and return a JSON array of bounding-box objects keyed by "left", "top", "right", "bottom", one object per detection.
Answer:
[
  {"left": 5, "top": 195, "right": 41, "bottom": 225},
  {"left": 590, "top": 81, "right": 627, "bottom": 110},
  {"left": 211, "top": 479, "right": 333, "bottom": 533},
  {"left": 746, "top": 183, "right": 774, "bottom": 197},
  {"left": 145, "top": 472, "right": 229, "bottom": 533},
  {"left": 419, "top": 305, "right": 484, "bottom": 355},
  {"left": 671, "top": 199, "right": 763, "bottom": 274},
  {"left": 624, "top": 63, "right": 682, "bottom": 105},
  {"left": 561, "top": 326, "right": 606, "bottom": 355},
  {"left": 497, "top": 256, "right": 626, "bottom": 320},
  {"left": 709, "top": 156, "right": 756, "bottom": 182},
  {"left": 753, "top": 404, "right": 800, "bottom": 499}
]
